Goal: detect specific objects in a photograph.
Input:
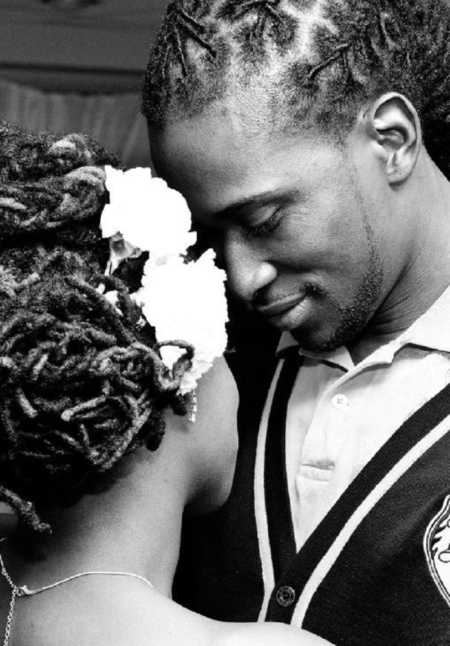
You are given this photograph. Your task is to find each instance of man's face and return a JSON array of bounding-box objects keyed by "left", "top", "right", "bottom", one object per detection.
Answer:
[{"left": 152, "top": 106, "right": 395, "bottom": 353}]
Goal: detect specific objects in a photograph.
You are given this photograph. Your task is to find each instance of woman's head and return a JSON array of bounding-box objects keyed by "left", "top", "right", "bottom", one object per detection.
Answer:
[{"left": 0, "top": 123, "right": 236, "bottom": 534}]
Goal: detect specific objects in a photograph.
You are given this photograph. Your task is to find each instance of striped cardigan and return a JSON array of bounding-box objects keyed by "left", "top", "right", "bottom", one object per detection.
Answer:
[{"left": 176, "top": 345, "right": 450, "bottom": 645}]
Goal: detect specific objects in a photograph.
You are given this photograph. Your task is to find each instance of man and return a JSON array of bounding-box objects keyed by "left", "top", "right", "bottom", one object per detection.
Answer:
[{"left": 142, "top": 0, "right": 450, "bottom": 643}]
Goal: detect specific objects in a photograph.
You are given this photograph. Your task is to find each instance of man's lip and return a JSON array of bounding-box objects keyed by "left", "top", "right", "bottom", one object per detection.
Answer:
[{"left": 255, "top": 294, "right": 306, "bottom": 317}]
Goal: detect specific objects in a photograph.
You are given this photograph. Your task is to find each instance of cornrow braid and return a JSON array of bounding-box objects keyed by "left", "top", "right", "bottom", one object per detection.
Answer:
[
  {"left": 143, "top": 1, "right": 227, "bottom": 127},
  {"left": 143, "top": 0, "right": 450, "bottom": 178},
  {"left": 0, "top": 124, "right": 193, "bottom": 533},
  {"left": 218, "top": 0, "right": 298, "bottom": 58},
  {"left": 160, "top": 1, "right": 217, "bottom": 79}
]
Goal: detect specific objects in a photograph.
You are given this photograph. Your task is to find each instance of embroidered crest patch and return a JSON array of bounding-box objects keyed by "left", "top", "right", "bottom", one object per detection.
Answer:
[{"left": 424, "top": 495, "right": 450, "bottom": 606}]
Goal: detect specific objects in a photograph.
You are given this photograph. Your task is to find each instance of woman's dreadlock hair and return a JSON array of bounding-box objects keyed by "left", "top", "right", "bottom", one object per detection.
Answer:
[
  {"left": 143, "top": 0, "right": 450, "bottom": 178},
  {"left": 0, "top": 122, "right": 193, "bottom": 534}
]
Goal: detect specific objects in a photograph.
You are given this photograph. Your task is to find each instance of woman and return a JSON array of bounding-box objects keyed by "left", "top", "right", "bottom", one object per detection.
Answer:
[{"left": 0, "top": 123, "right": 330, "bottom": 646}]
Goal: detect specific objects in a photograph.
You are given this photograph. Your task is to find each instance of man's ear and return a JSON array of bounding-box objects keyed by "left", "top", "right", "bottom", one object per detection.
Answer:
[{"left": 362, "top": 93, "right": 422, "bottom": 185}]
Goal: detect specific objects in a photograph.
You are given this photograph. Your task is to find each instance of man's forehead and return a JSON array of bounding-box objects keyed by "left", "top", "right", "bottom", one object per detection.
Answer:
[
  {"left": 153, "top": 109, "right": 267, "bottom": 167},
  {"left": 151, "top": 118, "right": 271, "bottom": 209},
  {"left": 150, "top": 109, "right": 341, "bottom": 219}
]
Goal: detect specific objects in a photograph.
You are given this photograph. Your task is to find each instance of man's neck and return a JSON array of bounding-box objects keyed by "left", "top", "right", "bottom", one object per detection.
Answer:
[
  {"left": 348, "top": 283, "right": 449, "bottom": 365},
  {"left": 349, "top": 160, "right": 450, "bottom": 365}
]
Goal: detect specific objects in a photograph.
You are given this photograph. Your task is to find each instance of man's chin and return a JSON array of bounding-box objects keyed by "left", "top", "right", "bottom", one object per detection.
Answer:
[
  {"left": 290, "top": 318, "right": 364, "bottom": 354},
  {"left": 291, "top": 331, "right": 344, "bottom": 354}
]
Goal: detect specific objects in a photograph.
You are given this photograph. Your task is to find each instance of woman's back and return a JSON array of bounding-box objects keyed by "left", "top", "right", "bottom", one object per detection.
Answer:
[{"left": 0, "top": 574, "right": 328, "bottom": 646}]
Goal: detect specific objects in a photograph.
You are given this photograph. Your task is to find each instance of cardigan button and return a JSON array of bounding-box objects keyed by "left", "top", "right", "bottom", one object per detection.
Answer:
[{"left": 275, "top": 585, "right": 296, "bottom": 608}]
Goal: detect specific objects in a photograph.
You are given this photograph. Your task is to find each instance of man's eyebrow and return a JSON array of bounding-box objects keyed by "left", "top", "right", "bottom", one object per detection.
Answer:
[{"left": 213, "top": 187, "right": 300, "bottom": 219}]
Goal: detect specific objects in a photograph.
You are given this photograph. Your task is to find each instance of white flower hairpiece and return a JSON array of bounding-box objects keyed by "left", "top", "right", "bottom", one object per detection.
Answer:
[
  {"left": 101, "top": 166, "right": 196, "bottom": 264},
  {"left": 100, "top": 165, "right": 228, "bottom": 399}
]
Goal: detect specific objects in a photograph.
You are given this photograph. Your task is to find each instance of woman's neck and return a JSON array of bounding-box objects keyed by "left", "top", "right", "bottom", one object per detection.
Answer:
[{"left": 6, "top": 445, "right": 191, "bottom": 599}]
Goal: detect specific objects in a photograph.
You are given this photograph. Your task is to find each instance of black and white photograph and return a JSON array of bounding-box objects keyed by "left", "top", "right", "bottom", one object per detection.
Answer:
[{"left": 0, "top": 1, "right": 449, "bottom": 644}]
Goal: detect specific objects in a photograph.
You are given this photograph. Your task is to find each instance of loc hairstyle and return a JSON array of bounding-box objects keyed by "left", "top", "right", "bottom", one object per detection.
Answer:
[
  {"left": 0, "top": 122, "right": 193, "bottom": 533},
  {"left": 143, "top": 0, "right": 450, "bottom": 178}
]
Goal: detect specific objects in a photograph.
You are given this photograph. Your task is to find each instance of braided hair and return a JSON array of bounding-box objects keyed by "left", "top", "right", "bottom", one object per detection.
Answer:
[
  {"left": 143, "top": 0, "right": 450, "bottom": 178},
  {"left": 0, "top": 123, "right": 193, "bottom": 534}
]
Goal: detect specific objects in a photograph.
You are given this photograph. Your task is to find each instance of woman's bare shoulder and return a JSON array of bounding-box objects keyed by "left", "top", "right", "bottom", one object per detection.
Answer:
[
  {"left": 212, "top": 623, "right": 334, "bottom": 646},
  {"left": 10, "top": 582, "right": 215, "bottom": 646}
]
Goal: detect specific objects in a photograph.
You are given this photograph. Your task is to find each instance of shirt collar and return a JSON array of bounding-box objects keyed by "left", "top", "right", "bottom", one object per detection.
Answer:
[
  {"left": 391, "top": 285, "right": 450, "bottom": 354},
  {"left": 277, "top": 332, "right": 353, "bottom": 371},
  {"left": 276, "top": 285, "right": 450, "bottom": 368}
]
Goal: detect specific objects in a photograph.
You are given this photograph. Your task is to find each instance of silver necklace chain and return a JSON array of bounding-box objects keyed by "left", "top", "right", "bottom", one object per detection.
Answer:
[{"left": 0, "top": 551, "right": 153, "bottom": 646}]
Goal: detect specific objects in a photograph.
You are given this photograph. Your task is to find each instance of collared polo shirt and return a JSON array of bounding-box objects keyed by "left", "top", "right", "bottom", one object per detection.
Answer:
[{"left": 278, "top": 286, "right": 450, "bottom": 549}]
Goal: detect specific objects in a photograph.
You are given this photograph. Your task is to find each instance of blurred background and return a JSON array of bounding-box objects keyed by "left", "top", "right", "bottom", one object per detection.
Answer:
[{"left": 0, "top": 0, "right": 167, "bottom": 167}]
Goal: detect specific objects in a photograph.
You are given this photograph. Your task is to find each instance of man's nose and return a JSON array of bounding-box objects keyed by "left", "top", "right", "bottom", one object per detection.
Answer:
[{"left": 223, "top": 230, "right": 276, "bottom": 302}]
